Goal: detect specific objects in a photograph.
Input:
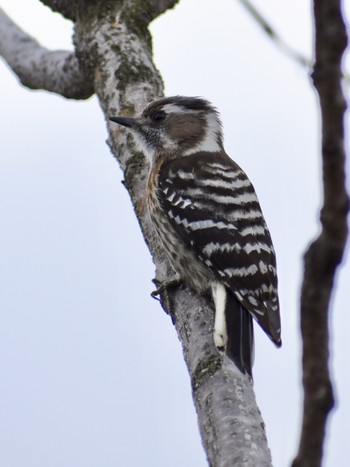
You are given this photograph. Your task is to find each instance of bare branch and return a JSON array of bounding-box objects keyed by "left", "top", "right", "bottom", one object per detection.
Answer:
[
  {"left": 40, "top": 0, "right": 180, "bottom": 24},
  {"left": 2, "top": 0, "right": 273, "bottom": 463},
  {"left": 236, "top": 0, "right": 312, "bottom": 69},
  {"left": 39, "top": 0, "right": 80, "bottom": 21},
  {"left": 70, "top": 0, "right": 274, "bottom": 462},
  {"left": 170, "top": 288, "right": 272, "bottom": 466},
  {"left": 0, "top": 7, "right": 93, "bottom": 99},
  {"left": 292, "top": 1, "right": 349, "bottom": 466},
  {"left": 141, "top": 0, "right": 180, "bottom": 21}
]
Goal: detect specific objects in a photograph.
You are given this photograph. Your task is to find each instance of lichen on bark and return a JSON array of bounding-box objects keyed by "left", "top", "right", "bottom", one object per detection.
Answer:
[{"left": 0, "top": 2, "right": 274, "bottom": 465}]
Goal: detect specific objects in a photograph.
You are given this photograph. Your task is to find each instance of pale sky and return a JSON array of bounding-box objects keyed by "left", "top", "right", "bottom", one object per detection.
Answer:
[{"left": 0, "top": 1, "right": 349, "bottom": 466}]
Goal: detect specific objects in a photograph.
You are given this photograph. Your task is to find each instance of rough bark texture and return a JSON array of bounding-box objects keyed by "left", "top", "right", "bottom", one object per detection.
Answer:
[
  {"left": 292, "top": 1, "right": 349, "bottom": 466},
  {"left": 0, "top": 7, "right": 93, "bottom": 99},
  {"left": 0, "top": 1, "right": 273, "bottom": 465},
  {"left": 171, "top": 288, "right": 271, "bottom": 466}
]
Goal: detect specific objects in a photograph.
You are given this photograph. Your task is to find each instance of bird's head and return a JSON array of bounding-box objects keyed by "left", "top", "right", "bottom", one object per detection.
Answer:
[{"left": 109, "top": 96, "right": 223, "bottom": 162}]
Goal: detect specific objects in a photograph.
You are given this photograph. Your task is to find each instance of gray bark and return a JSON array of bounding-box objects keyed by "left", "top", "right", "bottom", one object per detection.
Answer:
[
  {"left": 0, "top": 7, "right": 93, "bottom": 99},
  {"left": 0, "top": 1, "right": 273, "bottom": 465},
  {"left": 171, "top": 288, "right": 271, "bottom": 466}
]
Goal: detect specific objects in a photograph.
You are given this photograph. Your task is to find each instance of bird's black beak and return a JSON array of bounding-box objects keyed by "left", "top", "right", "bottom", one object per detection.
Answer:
[{"left": 109, "top": 116, "right": 136, "bottom": 128}]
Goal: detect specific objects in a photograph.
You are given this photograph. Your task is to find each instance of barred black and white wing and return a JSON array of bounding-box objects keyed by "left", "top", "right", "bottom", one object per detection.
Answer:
[{"left": 156, "top": 151, "right": 281, "bottom": 348}]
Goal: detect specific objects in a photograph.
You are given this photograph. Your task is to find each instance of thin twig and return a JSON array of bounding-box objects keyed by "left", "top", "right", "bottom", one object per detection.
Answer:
[{"left": 236, "top": 0, "right": 313, "bottom": 69}]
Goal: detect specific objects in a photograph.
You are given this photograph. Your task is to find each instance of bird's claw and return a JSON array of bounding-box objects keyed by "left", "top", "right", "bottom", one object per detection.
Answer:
[
  {"left": 151, "top": 276, "right": 183, "bottom": 322},
  {"left": 151, "top": 276, "right": 182, "bottom": 300}
]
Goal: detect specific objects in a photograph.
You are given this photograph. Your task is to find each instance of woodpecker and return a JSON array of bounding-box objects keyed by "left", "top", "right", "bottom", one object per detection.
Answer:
[{"left": 110, "top": 96, "right": 281, "bottom": 377}]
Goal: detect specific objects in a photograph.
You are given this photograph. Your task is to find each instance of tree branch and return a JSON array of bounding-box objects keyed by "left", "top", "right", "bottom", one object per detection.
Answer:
[
  {"left": 170, "top": 288, "right": 272, "bottom": 466},
  {"left": 3, "top": 0, "right": 273, "bottom": 463},
  {"left": 72, "top": 0, "right": 273, "bottom": 463},
  {"left": 236, "top": 0, "right": 312, "bottom": 69},
  {"left": 39, "top": 0, "right": 81, "bottom": 21},
  {"left": 40, "top": 0, "right": 180, "bottom": 23},
  {"left": 0, "top": 7, "right": 93, "bottom": 99},
  {"left": 292, "top": 1, "right": 349, "bottom": 466},
  {"left": 141, "top": 0, "right": 180, "bottom": 21},
  {"left": 236, "top": 0, "right": 350, "bottom": 87}
]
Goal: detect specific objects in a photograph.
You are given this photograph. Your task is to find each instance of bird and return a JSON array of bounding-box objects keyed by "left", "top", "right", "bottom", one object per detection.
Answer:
[{"left": 110, "top": 96, "right": 281, "bottom": 377}]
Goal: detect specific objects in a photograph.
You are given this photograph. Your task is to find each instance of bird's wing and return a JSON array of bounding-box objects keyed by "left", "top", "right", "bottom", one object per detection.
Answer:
[{"left": 157, "top": 151, "right": 281, "bottom": 346}]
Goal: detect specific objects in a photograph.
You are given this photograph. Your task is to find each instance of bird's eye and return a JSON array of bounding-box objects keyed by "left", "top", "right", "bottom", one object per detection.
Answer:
[{"left": 151, "top": 111, "right": 167, "bottom": 123}]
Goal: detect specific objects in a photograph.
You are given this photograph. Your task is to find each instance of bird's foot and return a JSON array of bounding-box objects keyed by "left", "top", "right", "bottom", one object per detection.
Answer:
[
  {"left": 151, "top": 275, "right": 183, "bottom": 322},
  {"left": 151, "top": 275, "right": 182, "bottom": 299}
]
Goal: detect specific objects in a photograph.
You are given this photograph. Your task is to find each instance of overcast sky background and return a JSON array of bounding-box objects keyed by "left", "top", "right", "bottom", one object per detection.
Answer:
[{"left": 0, "top": 1, "right": 349, "bottom": 466}]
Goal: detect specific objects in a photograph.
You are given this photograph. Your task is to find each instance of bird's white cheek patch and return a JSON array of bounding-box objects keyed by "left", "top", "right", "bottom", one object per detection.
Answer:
[
  {"left": 211, "top": 282, "right": 228, "bottom": 352},
  {"left": 132, "top": 132, "right": 157, "bottom": 162}
]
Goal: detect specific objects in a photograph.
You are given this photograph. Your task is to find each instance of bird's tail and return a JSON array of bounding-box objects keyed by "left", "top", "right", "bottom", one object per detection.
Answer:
[{"left": 225, "top": 289, "right": 254, "bottom": 378}]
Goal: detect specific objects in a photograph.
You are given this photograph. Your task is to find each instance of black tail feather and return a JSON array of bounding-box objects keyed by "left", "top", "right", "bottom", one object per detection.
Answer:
[{"left": 225, "top": 290, "right": 254, "bottom": 377}]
